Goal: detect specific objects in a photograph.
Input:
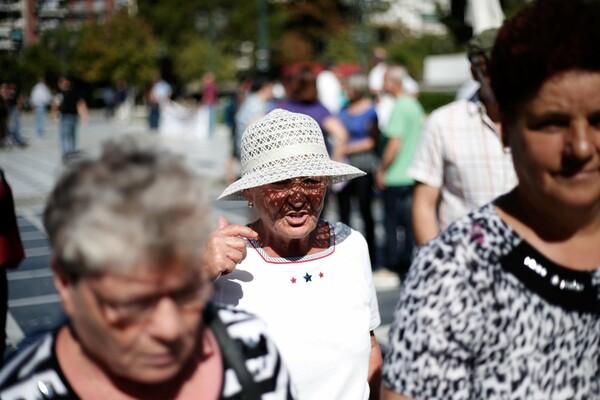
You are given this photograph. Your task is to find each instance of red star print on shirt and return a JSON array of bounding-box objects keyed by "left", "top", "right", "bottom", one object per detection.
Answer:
[
  {"left": 291, "top": 277, "right": 297, "bottom": 284},
  {"left": 319, "top": 272, "right": 324, "bottom": 278}
]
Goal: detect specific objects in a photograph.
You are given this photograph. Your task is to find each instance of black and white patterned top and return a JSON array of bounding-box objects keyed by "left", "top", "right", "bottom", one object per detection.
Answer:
[
  {"left": 383, "top": 203, "right": 600, "bottom": 399},
  {"left": 0, "top": 305, "right": 295, "bottom": 400}
]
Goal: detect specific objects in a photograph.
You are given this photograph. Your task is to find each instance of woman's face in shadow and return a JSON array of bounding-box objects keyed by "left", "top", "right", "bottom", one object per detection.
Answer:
[
  {"left": 507, "top": 70, "right": 600, "bottom": 211},
  {"left": 243, "top": 177, "right": 328, "bottom": 245}
]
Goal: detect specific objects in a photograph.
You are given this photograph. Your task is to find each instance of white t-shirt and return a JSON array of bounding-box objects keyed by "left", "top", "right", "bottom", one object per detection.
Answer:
[
  {"left": 30, "top": 82, "right": 52, "bottom": 107},
  {"left": 317, "top": 70, "right": 343, "bottom": 114},
  {"left": 214, "top": 222, "right": 381, "bottom": 400},
  {"left": 151, "top": 80, "right": 172, "bottom": 104},
  {"left": 368, "top": 62, "right": 387, "bottom": 94}
]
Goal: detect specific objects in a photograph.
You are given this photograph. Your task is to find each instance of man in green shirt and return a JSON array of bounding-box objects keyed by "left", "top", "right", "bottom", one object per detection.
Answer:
[{"left": 376, "top": 64, "right": 425, "bottom": 277}]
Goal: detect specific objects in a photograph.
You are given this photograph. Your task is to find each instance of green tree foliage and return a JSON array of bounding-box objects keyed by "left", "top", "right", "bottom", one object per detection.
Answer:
[
  {"left": 12, "top": 0, "right": 534, "bottom": 94},
  {"left": 71, "top": 9, "right": 158, "bottom": 86},
  {"left": 0, "top": 54, "right": 21, "bottom": 86},
  {"left": 275, "top": 0, "right": 350, "bottom": 64},
  {"left": 4, "top": 26, "right": 75, "bottom": 90},
  {"left": 19, "top": 43, "right": 62, "bottom": 86},
  {"left": 320, "top": 28, "right": 360, "bottom": 65},
  {"left": 136, "top": 0, "right": 198, "bottom": 50},
  {"left": 137, "top": 0, "right": 235, "bottom": 82},
  {"left": 172, "top": 35, "right": 236, "bottom": 85}
]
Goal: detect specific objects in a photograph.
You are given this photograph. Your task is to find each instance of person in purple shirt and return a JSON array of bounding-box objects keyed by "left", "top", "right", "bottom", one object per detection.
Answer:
[{"left": 278, "top": 66, "right": 347, "bottom": 162}]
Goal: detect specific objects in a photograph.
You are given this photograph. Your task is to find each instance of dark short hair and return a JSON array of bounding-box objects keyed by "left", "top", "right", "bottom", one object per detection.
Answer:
[
  {"left": 289, "top": 67, "right": 318, "bottom": 103},
  {"left": 489, "top": 0, "right": 600, "bottom": 122},
  {"left": 250, "top": 72, "right": 272, "bottom": 93}
]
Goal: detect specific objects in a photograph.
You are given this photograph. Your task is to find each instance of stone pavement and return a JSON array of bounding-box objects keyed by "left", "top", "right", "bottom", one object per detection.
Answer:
[
  {"left": 2, "top": 110, "right": 233, "bottom": 216},
  {"left": 1, "top": 109, "right": 400, "bottom": 351}
]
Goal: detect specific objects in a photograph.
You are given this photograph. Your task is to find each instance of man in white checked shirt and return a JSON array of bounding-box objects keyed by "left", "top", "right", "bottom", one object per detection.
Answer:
[{"left": 409, "top": 28, "right": 517, "bottom": 246}]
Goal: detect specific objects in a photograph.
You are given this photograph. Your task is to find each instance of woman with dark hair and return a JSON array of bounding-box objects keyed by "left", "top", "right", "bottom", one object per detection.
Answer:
[
  {"left": 279, "top": 66, "right": 348, "bottom": 162},
  {"left": 382, "top": 0, "right": 600, "bottom": 398}
]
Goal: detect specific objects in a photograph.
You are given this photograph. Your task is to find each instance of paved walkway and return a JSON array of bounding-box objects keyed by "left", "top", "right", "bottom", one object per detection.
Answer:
[{"left": 3, "top": 110, "right": 231, "bottom": 214}]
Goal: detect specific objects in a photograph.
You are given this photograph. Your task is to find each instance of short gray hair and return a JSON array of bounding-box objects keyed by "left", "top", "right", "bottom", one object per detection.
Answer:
[
  {"left": 386, "top": 65, "right": 406, "bottom": 85},
  {"left": 344, "top": 73, "right": 370, "bottom": 100},
  {"left": 44, "top": 136, "right": 210, "bottom": 279}
]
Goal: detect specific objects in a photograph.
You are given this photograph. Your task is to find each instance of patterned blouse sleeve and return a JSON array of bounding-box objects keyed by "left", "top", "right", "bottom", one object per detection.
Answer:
[
  {"left": 382, "top": 234, "right": 485, "bottom": 399},
  {"left": 218, "top": 307, "right": 297, "bottom": 399}
]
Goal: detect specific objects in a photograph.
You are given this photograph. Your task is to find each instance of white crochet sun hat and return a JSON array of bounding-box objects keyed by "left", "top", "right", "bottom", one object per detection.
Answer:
[{"left": 218, "top": 108, "right": 365, "bottom": 200}]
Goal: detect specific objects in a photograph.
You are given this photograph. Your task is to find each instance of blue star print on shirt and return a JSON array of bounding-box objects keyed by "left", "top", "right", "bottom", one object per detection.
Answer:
[{"left": 303, "top": 273, "right": 312, "bottom": 282}]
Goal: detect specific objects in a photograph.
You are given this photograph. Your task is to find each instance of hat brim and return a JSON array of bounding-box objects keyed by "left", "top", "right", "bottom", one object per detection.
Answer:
[{"left": 218, "top": 158, "right": 366, "bottom": 201}]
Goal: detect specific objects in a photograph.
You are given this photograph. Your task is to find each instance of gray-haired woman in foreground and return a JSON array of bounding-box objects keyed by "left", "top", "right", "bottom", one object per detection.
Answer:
[{"left": 0, "top": 136, "right": 294, "bottom": 399}]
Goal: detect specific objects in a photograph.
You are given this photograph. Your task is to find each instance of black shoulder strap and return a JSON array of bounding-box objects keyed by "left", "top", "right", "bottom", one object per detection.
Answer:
[{"left": 205, "top": 304, "right": 263, "bottom": 400}]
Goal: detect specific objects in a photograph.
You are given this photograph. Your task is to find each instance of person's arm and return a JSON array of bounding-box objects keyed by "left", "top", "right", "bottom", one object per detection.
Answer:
[
  {"left": 368, "top": 331, "right": 382, "bottom": 400},
  {"left": 345, "top": 137, "right": 374, "bottom": 155},
  {"left": 346, "top": 116, "right": 380, "bottom": 156},
  {"left": 51, "top": 95, "right": 60, "bottom": 121},
  {"left": 382, "top": 387, "right": 415, "bottom": 400},
  {"left": 77, "top": 99, "right": 89, "bottom": 126},
  {"left": 412, "top": 182, "right": 441, "bottom": 246},
  {"left": 201, "top": 216, "right": 259, "bottom": 280},
  {"left": 375, "top": 136, "right": 401, "bottom": 189},
  {"left": 322, "top": 115, "right": 348, "bottom": 162}
]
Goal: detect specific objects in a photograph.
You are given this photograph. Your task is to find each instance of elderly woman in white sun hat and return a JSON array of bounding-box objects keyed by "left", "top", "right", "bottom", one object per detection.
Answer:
[{"left": 202, "top": 108, "right": 382, "bottom": 400}]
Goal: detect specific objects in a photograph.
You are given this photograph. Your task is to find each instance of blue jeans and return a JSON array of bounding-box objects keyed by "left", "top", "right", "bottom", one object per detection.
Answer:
[
  {"left": 207, "top": 105, "right": 217, "bottom": 137},
  {"left": 383, "top": 185, "right": 415, "bottom": 276},
  {"left": 60, "top": 114, "right": 78, "bottom": 156},
  {"left": 7, "top": 107, "right": 25, "bottom": 145},
  {"left": 35, "top": 106, "right": 46, "bottom": 136},
  {"left": 148, "top": 105, "right": 160, "bottom": 130}
]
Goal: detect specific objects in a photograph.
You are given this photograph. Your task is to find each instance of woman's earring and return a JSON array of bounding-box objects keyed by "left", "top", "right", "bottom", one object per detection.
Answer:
[{"left": 248, "top": 201, "right": 253, "bottom": 208}]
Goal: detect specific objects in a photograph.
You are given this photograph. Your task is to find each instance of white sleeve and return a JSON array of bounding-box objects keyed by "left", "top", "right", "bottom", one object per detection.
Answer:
[{"left": 369, "top": 280, "right": 381, "bottom": 331}]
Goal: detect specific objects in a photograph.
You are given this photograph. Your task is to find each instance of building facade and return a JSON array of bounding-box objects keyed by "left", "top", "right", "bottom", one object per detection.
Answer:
[{"left": 0, "top": 0, "right": 135, "bottom": 51}]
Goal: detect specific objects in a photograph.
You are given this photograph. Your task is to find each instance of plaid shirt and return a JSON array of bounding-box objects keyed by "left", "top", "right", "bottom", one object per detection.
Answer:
[{"left": 409, "top": 96, "right": 517, "bottom": 231}]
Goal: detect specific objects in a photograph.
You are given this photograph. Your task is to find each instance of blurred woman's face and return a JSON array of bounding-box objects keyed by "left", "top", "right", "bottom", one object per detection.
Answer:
[
  {"left": 58, "top": 262, "right": 206, "bottom": 385},
  {"left": 507, "top": 70, "right": 600, "bottom": 210}
]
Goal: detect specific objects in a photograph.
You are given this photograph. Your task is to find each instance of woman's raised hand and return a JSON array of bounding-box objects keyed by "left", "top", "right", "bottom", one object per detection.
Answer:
[{"left": 202, "top": 216, "right": 258, "bottom": 280}]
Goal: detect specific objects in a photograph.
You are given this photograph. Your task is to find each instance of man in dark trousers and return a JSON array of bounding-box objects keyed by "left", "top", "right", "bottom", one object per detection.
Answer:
[{"left": 51, "top": 76, "right": 89, "bottom": 159}]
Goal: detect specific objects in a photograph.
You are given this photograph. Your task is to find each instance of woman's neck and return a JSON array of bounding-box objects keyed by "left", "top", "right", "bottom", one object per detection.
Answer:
[
  {"left": 496, "top": 189, "right": 600, "bottom": 271},
  {"left": 251, "top": 220, "right": 330, "bottom": 258},
  {"left": 56, "top": 325, "right": 220, "bottom": 400}
]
